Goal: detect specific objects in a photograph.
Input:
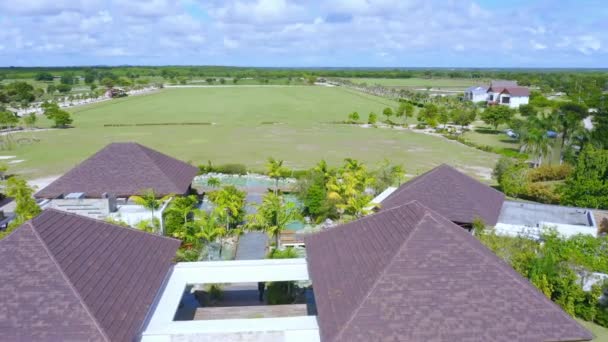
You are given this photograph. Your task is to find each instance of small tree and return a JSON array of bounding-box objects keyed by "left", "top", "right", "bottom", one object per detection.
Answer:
[
  {"left": 368, "top": 112, "right": 377, "bottom": 125},
  {"left": 519, "top": 104, "right": 537, "bottom": 117},
  {"left": 266, "top": 157, "right": 289, "bottom": 195},
  {"left": 247, "top": 193, "right": 301, "bottom": 248},
  {"left": 4, "top": 176, "right": 41, "bottom": 226},
  {"left": 482, "top": 106, "right": 514, "bottom": 131},
  {"left": 347, "top": 111, "right": 360, "bottom": 123},
  {"left": 382, "top": 107, "right": 394, "bottom": 123},
  {"left": 130, "top": 189, "right": 173, "bottom": 234}
]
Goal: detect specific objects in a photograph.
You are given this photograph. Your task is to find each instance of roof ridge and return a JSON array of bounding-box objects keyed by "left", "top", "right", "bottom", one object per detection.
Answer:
[
  {"left": 332, "top": 204, "right": 428, "bottom": 341},
  {"left": 27, "top": 221, "right": 111, "bottom": 342},
  {"left": 42, "top": 208, "right": 182, "bottom": 244},
  {"left": 407, "top": 204, "right": 592, "bottom": 338},
  {"left": 135, "top": 143, "right": 184, "bottom": 193}
]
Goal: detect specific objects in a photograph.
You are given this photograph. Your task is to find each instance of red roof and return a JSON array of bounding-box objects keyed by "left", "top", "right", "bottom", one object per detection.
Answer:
[
  {"left": 35, "top": 142, "right": 198, "bottom": 199},
  {"left": 380, "top": 164, "right": 505, "bottom": 225},
  {"left": 0, "top": 209, "right": 181, "bottom": 341},
  {"left": 304, "top": 201, "right": 593, "bottom": 342},
  {"left": 501, "top": 86, "right": 531, "bottom": 97}
]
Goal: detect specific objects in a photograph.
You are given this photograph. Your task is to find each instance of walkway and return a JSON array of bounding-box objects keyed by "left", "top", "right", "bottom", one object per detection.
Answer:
[{"left": 235, "top": 232, "right": 268, "bottom": 260}]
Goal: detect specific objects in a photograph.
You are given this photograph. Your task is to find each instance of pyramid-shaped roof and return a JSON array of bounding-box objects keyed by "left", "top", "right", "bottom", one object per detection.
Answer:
[
  {"left": 35, "top": 142, "right": 198, "bottom": 199},
  {"left": 0, "top": 209, "right": 181, "bottom": 341},
  {"left": 381, "top": 164, "right": 505, "bottom": 225},
  {"left": 305, "top": 201, "right": 592, "bottom": 342}
]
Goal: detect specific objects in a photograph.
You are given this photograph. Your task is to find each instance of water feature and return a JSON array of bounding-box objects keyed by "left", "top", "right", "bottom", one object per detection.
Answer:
[{"left": 194, "top": 173, "right": 296, "bottom": 190}]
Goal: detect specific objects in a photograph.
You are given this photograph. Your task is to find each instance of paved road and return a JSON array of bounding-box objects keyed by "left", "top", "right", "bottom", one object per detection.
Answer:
[{"left": 235, "top": 232, "right": 268, "bottom": 260}]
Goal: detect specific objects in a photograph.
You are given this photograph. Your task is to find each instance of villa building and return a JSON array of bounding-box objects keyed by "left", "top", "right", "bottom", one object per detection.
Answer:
[
  {"left": 0, "top": 209, "right": 180, "bottom": 342},
  {"left": 465, "top": 80, "right": 530, "bottom": 108},
  {"left": 379, "top": 164, "right": 506, "bottom": 227},
  {"left": 0, "top": 204, "right": 592, "bottom": 341},
  {"left": 34, "top": 142, "right": 198, "bottom": 224}
]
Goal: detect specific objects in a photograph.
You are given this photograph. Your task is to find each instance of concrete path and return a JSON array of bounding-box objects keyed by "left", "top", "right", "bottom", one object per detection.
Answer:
[{"left": 235, "top": 232, "right": 268, "bottom": 260}]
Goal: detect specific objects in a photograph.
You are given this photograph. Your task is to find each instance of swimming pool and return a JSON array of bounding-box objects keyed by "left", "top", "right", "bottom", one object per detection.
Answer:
[{"left": 194, "top": 173, "right": 296, "bottom": 189}]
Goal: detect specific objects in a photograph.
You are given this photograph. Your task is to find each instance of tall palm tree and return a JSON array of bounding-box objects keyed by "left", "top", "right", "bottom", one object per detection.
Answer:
[
  {"left": 521, "top": 130, "right": 552, "bottom": 167},
  {"left": 266, "top": 157, "right": 289, "bottom": 195},
  {"left": 207, "top": 185, "right": 246, "bottom": 228},
  {"left": 166, "top": 195, "right": 198, "bottom": 224},
  {"left": 130, "top": 189, "right": 173, "bottom": 234},
  {"left": 247, "top": 193, "right": 301, "bottom": 248}
]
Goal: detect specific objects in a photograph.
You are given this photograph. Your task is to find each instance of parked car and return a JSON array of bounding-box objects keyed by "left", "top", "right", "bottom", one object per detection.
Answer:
[
  {"left": 505, "top": 129, "right": 519, "bottom": 139},
  {"left": 546, "top": 130, "right": 558, "bottom": 138}
]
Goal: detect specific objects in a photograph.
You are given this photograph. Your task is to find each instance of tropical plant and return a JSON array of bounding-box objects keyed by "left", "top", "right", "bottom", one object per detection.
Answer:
[
  {"left": 4, "top": 176, "right": 41, "bottom": 227},
  {"left": 165, "top": 195, "right": 198, "bottom": 225},
  {"left": 129, "top": 189, "right": 173, "bottom": 233},
  {"left": 521, "top": 128, "right": 552, "bottom": 167},
  {"left": 247, "top": 193, "right": 301, "bottom": 248},
  {"left": 266, "top": 157, "right": 289, "bottom": 195},
  {"left": 207, "top": 185, "right": 247, "bottom": 228},
  {"left": 207, "top": 177, "right": 221, "bottom": 188}
]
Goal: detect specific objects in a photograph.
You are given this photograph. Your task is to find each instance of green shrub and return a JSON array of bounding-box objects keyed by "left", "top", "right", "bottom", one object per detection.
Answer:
[
  {"left": 199, "top": 163, "right": 248, "bottom": 175},
  {"left": 528, "top": 164, "right": 573, "bottom": 182},
  {"left": 266, "top": 281, "right": 296, "bottom": 305},
  {"left": 521, "top": 182, "right": 561, "bottom": 204}
]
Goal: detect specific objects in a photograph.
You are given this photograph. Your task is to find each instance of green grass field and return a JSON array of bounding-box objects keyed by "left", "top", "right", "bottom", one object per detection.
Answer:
[
  {"left": 1, "top": 86, "right": 498, "bottom": 179},
  {"left": 343, "top": 77, "right": 483, "bottom": 89},
  {"left": 577, "top": 319, "right": 608, "bottom": 341}
]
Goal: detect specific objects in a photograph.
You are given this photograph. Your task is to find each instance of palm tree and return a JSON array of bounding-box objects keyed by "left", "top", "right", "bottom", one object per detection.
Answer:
[
  {"left": 166, "top": 195, "right": 198, "bottom": 224},
  {"left": 207, "top": 177, "right": 221, "bottom": 188},
  {"left": 266, "top": 157, "right": 289, "bottom": 195},
  {"left": 129, "top": 189, "right": 173, "bottom": 234},
  {"left": 207, "top": 185, "right": 246, "bottom": 228},
  {"left": 248, "top": 193, "right": 301, "bottom": 248},
  {"left": 338, "top": 193, "right": 373, "bottom": 220},
  {"left": 521, "top": 130, "right": 552, "bottom": 167}
]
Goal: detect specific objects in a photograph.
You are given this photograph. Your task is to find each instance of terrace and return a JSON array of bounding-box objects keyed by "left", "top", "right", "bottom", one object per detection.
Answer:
[{"left": 141, "top": 259, "right": 319, "bottom": 342}]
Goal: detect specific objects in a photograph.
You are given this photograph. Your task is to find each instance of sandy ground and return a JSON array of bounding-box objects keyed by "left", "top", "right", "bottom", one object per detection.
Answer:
[{"left": 28, "top": 175, "right": 60, "bottom": 191}]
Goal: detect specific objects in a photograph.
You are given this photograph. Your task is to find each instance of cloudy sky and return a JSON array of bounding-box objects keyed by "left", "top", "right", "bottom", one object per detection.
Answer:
[{"left": 0, "top": 0, "right": 606, "bottom": 67}]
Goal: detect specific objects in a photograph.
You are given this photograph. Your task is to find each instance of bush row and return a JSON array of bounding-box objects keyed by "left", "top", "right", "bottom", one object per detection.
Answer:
[
  {"left": 104, "top": 122, "right": 212, "bottom": 127},
  {"left": 527, "top": 164, "right": 573, "bottom": 182},
  {"left": 444, "top": 134, "right": 528, "bottom": 160},
  {"left": 198, "top": 162, "right": 248, "bottom": 175}
]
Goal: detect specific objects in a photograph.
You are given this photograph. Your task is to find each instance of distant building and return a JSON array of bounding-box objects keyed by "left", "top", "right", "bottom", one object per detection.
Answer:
[
  {"left": 464, "top": 85, "right": 489, "bottom": 103},
  {"left": 465, "top": 80, "right": 530, "bottom": 108}
]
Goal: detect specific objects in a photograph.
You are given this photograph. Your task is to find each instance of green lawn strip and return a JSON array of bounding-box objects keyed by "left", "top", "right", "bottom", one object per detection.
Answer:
[{"left": 0, "top": 86, "right": 497, "bottom": 179}]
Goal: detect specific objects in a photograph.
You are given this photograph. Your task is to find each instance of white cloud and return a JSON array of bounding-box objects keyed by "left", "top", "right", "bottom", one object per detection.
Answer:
[
  {"left": 0, "top": 0, "right": 605, "bottom": 66},
  {"left": 577, "top": 35, "right": 601, "bottom": 55},
  {"left": 223, "top": 37, "right": 239, "bottom": 49},
  {"left": 531, "top": 40, "right": 547, "bottom": 50}
]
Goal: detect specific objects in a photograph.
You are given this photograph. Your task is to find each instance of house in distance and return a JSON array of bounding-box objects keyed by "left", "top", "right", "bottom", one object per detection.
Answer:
[{"left": 464, "top": 80, "right": 530, "bottom": 108}]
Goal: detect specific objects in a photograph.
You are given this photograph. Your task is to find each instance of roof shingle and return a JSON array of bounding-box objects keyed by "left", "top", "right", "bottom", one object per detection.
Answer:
[
  {"left": 35, "top": 142, "right": 198, "bottom": 199},
  {"left": 304, "top": 201, "right": 593, "bottom": 342},
  {"left": 0, "top": 209, "right": 181, "bottom": 342},
  {"left": 380, "top": 164, "right": 505, "bottom": 225}
]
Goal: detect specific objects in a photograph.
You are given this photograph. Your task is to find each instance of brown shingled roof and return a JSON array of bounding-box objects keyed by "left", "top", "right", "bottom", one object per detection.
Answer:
[
  {"left": 380, "top": 164, "right": 505, "bottom": 225},
  {"left": 304, "top": 201, "right": 593, "bottom": 342},
  {"left": 0, "top": 209, "right": 181, "bottom": 342},
  {"left": 501, "top": 86, "right": 531, "bottom": 97},
  {"left": 35, "top": 142, "right": 199, "bottom": 199}
]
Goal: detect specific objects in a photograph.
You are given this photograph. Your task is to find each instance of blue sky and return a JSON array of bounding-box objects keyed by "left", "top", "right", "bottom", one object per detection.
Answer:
[{"left": 0, "top": 0, "right": 606, "bottom": 67}]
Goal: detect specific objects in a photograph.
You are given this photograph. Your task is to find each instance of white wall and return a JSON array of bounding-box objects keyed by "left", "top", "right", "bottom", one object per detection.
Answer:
[
  {"left": 494, "top": 222, "right": 596, "bottom": 239},
  {"left": 508, "top": 96, "right": 529, "bottom": 108}
]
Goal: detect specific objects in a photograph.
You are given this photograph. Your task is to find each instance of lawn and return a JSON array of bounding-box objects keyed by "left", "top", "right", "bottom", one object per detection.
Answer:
[
  {"left": 463, "top": 122, "right": 563, "bottom": 165},
  {"left": 1, "top": 86, "right": 498, "bottom": 180},
  {"left": 343, "top": 77, "right": 484, "bottom": 89},
  {"left": 577, "top": 319, "right": 608, "bottom": 341}
]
